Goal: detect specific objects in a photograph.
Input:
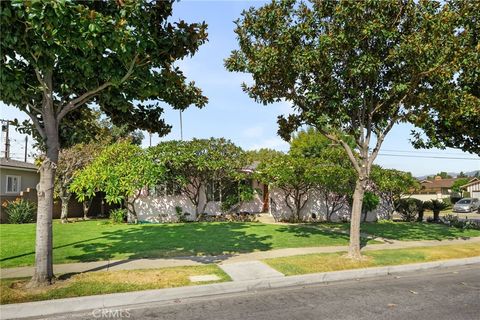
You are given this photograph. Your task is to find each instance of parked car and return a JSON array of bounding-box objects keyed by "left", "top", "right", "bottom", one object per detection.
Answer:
[{"left": 453, "top": 198, "right": 480, "bottom": 213}]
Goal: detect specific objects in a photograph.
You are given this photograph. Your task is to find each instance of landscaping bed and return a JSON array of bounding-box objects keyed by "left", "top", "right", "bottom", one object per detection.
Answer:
[
  {"left": 263, "top": 243, "right": 480, "bottom": 276},
  {"left": 0, "top": 265, "right": 229, "bottom": 305}
]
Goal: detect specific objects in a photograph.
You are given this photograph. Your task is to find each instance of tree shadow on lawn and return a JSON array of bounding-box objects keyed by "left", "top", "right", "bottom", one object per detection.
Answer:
[
  {"left": 66, "top": 222, "right": 360, "bottom": 264},
  {"left": 66, "top": 223, "right": 276, "bottom": 263},
  {"left": 360, "top": 222, "right": 478, "bottom": 241},
  {"left": 274, "top": 225, "right": 370, "bottom": 247},
  {"left": 0, "top": 235, "right": 109, "bottom": 265}
]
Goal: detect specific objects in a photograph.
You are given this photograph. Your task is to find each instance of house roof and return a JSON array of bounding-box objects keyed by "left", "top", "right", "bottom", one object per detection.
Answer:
[
  {"left": 240, "top": 161, "right": 260, "bottom": 173},
  {"left": 461, "top": 178, "right": 480, "bottom": 189},
  {"left": 0, "top": 158, "right": 38, "bottom": 172},
  {"left": 420, "top": 178, "right": 457, "bottom": 189}
]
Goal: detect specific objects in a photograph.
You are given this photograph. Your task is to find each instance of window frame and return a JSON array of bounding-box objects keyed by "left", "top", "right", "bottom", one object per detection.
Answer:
[{"left": 5, "top": 175, "right": 21, "bottom": 194}]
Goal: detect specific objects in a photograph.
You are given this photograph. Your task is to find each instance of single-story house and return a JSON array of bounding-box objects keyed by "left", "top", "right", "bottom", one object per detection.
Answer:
[
  {"left": 411, "top": 176, "right": 459, "bottom": 202},
  {"left": 0, "top": 158, "right": 40, "bottom": 223},
  {"left": 461, "top": 178, "right": 480, "bottom": 199},
  {"left": 133, "top": 163, "right": 389, "bottom": 223},
  {"left": 0, "top": 157, "right": 105, "bottom": 223}
]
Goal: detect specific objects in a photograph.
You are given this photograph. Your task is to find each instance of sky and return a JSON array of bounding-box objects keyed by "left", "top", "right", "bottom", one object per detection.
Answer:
[{"left": 1, "top": 0, "right": 479, "bottom": 177}]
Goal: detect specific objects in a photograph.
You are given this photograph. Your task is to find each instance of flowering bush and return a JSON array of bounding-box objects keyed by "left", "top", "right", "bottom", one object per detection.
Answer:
[{"left": 3, "top": 199, "right": 36, "bottom": 224}]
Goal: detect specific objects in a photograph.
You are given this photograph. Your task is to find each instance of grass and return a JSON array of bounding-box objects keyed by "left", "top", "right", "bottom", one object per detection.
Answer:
[
  {"left": 264, "top": 243, "right": 480, "bottom": 276},
  {"left": 0, "top": 264, "right": 229, "bottom": 305},
  {"left": 322, "top": 220, "right": 480, "bottom": 241},
  {"left": 0, "top": 220, "right": 363, "bottom": 268}
]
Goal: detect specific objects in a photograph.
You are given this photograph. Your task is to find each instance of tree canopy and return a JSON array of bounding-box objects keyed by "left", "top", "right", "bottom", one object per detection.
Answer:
[
  {"left": 1, "top": 0, "right": 208, "bottom": 138},
  {"left": 70, "top": 141, "right": 162, "bottom": 221},
  {"left": 371, "top": 166, "right": 419, "bottom": 220},
  {"left": 290, "top": 128, "right": 356, "bottom": 221},
  {"left": 55, "top": 142, "right": 104, "bottom": 222},
  {"left": 225, "top": 0, "right": 474, "bottom": 258},
  {"left": 148, "top": 138, "right": 245, "bottom": 214},
  {"left": 1, "top": 0, "right": 208, "bottom": 286}
]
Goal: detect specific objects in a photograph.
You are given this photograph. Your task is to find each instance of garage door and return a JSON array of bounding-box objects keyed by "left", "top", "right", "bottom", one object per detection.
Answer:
[{"left": 472, "top": 191, "right": 480, "bottom": 199}]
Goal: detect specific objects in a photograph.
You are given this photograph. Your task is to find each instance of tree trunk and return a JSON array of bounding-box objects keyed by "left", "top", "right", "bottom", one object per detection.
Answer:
[
  {"left": 82, "top": 198, "right": 93, "bottom": 220},
  {"left": 417, "top": 209, "right": 424, "bottom": 222},
  {"left": 28, "top": 94, "right": 59, "bottom": 288},
  {"left": 348, "top": 178, "right": 366, "bottom": 259},
  {"left": 29, "top": 140, "right": 59, "bottom": 287},
  {"left": 433, "top": 210, "right": 440, "bottom": 222},
  {"left": 60, "top": 194, "right": 71, "bottom": 223}
]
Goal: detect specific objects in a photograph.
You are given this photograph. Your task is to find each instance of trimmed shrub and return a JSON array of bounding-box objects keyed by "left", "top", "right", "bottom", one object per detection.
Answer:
[
  {"left": 395, "top": 198, "right": 424, "bottom": 222},
  {"left": 3, "top": 199, "right": 36, "bottom": 224},
  {"left": 109, "top": 208, "right": 127, "bottom": 224}
]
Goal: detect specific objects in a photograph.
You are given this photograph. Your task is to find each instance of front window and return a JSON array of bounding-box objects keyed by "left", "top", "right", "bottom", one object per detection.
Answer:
[
  {"left": 150, "top": 181, "right": 181, "bottom": 197},
  {"left": 457, "top": 199, "right": 471, "bottom": 204},
  {"left": 6, "top": 175, "right": 21, "bottom": 193},
  {"left": 206, "top": 180, "right": 237, "bottom": 202}
]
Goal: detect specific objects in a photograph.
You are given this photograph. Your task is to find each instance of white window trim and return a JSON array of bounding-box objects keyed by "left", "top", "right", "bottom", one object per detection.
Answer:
[{"left": 5, "top": 175, "right": 21, "bottom": 194}]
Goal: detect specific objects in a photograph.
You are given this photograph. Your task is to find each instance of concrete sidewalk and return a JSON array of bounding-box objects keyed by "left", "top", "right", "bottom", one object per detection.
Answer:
[
  {"left": 2, "top": 236, "right": 480, "bottom": 279},
  {"left": 1, "top": 257, "right": 479, "bottom": 320}
]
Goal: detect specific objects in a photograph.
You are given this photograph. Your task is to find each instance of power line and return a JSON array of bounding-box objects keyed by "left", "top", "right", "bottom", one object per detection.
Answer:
[
  {"left": 379, "top": 148, "right": 473, "bottom": 156},
  {"left": 377, "top": 153, "right": 480, "bottom": 160}
]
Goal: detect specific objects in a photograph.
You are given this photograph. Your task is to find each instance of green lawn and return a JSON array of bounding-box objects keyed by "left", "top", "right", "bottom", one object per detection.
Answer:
[
  {"left": 323, "top": 221, "right": 480, "bottom": 241},
  {"left": 1, "top": 264, "right": 229, "bottom": 304},
  {"left": 264, "top": 243, "right": 480, "bottom": 275},
  {"left": 0, "top": 221, "right": 359, "bottom": 268}
]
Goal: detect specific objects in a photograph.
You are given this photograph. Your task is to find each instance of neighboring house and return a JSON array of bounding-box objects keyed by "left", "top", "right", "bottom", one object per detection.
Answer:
[
  {"left": 411, "top": 176, "right": 459, "bottom": 201},
  {"left": 0, "top": 158, "right": 39, "bottom": 197},
  {"left": 0, "top": 158, "right": 39, "bottom": 223},
  {"left": 461, "top": 178, "right": 480, "bottom": 199},
  {"left": 0, "top": 157, "right": 106, "bottom": 223}
]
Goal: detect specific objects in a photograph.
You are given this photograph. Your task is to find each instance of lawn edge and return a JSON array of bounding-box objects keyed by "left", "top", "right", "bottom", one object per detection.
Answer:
[{"left": 1, "top": 256, "right": 479, "bottom": 320}]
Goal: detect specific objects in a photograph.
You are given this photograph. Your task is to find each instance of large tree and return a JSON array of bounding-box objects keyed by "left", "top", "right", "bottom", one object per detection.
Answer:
[
  {"left": 55, "top": 142, "right": 103, "bottom": 223},
  {"left": 290, "top": 128, "right": 356, "bottom": 221},
  {"left": 70, "top": 141, "right": 162, "bottom": 221},
  {"left": 410, "top": 0, "right": 479, "bottom": 155},
  {"left": 0, "top": 0, "right": 207, "bottom": 286},
  {"left": 149, "top": 138, "right": 245, "bottom": 215},
  {"left": 225, "top": 0, "right": 470, "bottom": 258},
  {"left": 255, "top": 153, "right": 320, "bottom": 222}
]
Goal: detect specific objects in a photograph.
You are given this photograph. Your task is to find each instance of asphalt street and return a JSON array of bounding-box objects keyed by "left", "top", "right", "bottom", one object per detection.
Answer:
[{"left": 37, "top": 264, "right": 480, "bottom": 320}]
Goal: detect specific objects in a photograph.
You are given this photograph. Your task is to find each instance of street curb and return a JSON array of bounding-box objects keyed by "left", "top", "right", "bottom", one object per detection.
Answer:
[{"left": 1, "top": 256, "right": 479, "bottom": 319}]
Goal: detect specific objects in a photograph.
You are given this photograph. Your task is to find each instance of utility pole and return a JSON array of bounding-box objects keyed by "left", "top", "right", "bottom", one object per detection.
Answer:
[
  {"left": 179, "top": 110, "right": 183, "bottom": 141},
  {"left": 24, "top": 136, "right": 28, "bottom": 162},
  {"left": 1, "top": 119, "right": 10, "bottom": 159}
]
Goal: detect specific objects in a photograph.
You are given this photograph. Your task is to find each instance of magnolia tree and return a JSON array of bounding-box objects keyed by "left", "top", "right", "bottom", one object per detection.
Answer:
[
  {"left": 55, "top": 142, "right": 103, "bottom": 223},
  {"left": 149, "top": 138, "right": 245, "bottom": 215},
  {"left": 410, "top": 0, "right": 480, "bottom": 155},
  {"left": 0, "top": 1, "right": 207, "bottom": 285},
  {"left": 225, "top": 0, "right": 472, "bottom": 259},
  {"left": 70, "top": 141, "right": 163, "bottom": 221}
]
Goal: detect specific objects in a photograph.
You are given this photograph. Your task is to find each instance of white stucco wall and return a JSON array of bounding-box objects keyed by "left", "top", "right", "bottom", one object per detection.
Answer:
[
  {"left": 269, "top": 188, "right": 384, "bottom": 222},
  {"left": 408, "top": 193, "right": 449, "bottom": 202},
  {"left": 134, "top": 195, "right": 197, "bottom": 223},
  {"left": 133, "top": 182, "right": 392, "bottom": 223}
]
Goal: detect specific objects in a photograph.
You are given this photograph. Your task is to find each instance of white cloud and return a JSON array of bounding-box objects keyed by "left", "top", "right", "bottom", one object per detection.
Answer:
[
  {"left": 242, "top": 125, "right": 264, "bottom": 138},
  {"left": 274, "top": 99, "right": 294, "bottom": 116},
  {"left": 247, "top": 137, "right": 289, "bottom": 151}
]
